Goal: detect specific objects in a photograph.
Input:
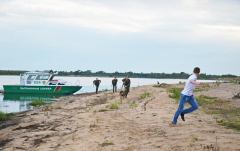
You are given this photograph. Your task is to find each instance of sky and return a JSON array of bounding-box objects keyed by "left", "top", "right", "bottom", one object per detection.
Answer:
[{"left": 0, "top": 0, "right": 239, "bottom": 75}]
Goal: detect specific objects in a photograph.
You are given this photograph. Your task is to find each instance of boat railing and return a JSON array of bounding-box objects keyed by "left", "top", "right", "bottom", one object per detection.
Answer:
[{"left": 75, "top": 79, "right": 80, "bottom": 86}]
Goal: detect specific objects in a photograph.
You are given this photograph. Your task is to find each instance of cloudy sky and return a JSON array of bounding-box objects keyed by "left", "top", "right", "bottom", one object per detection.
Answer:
[{"left": 0, "top": 0, "right": 239, "bottom": 75}]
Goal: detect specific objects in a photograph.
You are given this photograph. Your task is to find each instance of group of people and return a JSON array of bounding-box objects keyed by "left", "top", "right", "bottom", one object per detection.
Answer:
[
  {"left": 92, "top": 67, "right": 203, "bottom": 127},
  {"left": 93, "top": 76, "right": 131, "bottom": 98}
]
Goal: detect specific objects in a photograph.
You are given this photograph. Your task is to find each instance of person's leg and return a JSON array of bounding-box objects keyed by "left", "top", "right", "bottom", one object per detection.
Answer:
[
  {"left": 181, "top": 95, "right": 198, "bottom": 114},
  {"left": 125, "top": 88, "right": 129, "bottom": 98},
  {"left": 115, "top": 85, "right": 117, "bottom": 92},
  {"left": 172, "top": 94, "right": 187, "bottom": 124},
  {"left": 113, "top": 85, "right": 115, "bottom": 93},
  {"left": 96, "top": 86, "right": 99, "bottom": 94}
]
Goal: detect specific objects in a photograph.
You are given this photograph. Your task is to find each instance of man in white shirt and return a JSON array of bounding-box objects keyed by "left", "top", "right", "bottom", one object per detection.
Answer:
[{"left": 170, "top": 67, "right": 202, "bottom": 126}]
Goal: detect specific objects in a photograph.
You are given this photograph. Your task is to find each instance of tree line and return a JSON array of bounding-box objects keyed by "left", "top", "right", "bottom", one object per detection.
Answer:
[{"left": 0, "top": 70, "right": 237, "bottom": 80}]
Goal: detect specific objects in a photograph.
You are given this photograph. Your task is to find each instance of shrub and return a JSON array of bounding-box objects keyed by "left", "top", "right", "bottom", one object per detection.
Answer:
[
  {"left": 141, "top": 91, "right": 151, "bottom": 99},
  {"left": 28, "top": 100, "right": 46, "bottom": 107},
  {"left": 0, "top": 112, "right": 15, "bottom": 121},
  {"left": 109, "top": 102, "right": 119, "bottom": 109},
  {"left": 168, "top": 88, "right": 183, "bottom": 101},
  {"left": 216, "top": 81, "right": 221, "bottom": 86},
  {"left": 99, "top": 109, "right": 108, "bottom": 112}
]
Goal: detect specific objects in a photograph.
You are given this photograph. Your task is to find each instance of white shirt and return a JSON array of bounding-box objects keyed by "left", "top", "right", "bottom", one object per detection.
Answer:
[{"left": 181, "top": 74, "right": 197, "bottom": 96}]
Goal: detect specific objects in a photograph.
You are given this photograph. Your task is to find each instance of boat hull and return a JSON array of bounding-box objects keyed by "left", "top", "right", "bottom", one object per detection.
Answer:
[{"left": 3, "top": 85, "right": 82, "bottom": 94}]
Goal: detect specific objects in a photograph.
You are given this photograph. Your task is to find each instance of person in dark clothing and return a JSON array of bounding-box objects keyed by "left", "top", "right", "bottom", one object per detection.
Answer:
[
  {"left": 93, "top": 78, "right": 101, "bottom": 94},
  {"left": 122, "top": 76, "right": 131, "bottom": 98},
  {"left": 112, "top": 77, "right": 118, "bottom": 93}
]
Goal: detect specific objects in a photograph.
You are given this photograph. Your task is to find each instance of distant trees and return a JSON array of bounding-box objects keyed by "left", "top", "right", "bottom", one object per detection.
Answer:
[{"left": 0, "top": 70, "right": 237, "bottom": 80}]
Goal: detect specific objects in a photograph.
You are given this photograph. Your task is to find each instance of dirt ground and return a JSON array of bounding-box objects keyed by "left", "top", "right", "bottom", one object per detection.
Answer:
[{"left": 1, "top": 83, "right": 240, "bottom": 151}]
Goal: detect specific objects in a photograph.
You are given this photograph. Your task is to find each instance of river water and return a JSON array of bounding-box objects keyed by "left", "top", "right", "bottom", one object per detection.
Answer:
[{"left": 0, "top": 76, "right": 214, "bottom": 113}]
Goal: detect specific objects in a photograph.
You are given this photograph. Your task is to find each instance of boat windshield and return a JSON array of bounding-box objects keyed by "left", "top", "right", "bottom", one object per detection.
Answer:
[
  {"left": 36, "top": 75, "right": 50, "bottom": 80},
  {"left": 27, "top": 75, "right": 36, "bottom": 80}
]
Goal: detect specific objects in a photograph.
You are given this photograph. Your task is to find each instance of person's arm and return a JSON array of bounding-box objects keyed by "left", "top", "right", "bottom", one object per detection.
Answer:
[
  {"left": 190, "top": 80, "right": 202, "bottom": 85},
  {"left": 125, "top": 80, "right": 130, "bottom": 87}
]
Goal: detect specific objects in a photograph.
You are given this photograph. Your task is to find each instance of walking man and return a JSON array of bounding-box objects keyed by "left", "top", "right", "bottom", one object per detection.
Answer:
[
  {"left": 93, "top": 78, "right": 101, "bottom": 94},
  {"left": 112, "top": 77, "right": 118, "bottom": 93},
  {"left": 122, "top": 76, "right": 131, "bottom": 98},
  {"left": 170, "top": 67, "right": 202, "bottom": 127}
]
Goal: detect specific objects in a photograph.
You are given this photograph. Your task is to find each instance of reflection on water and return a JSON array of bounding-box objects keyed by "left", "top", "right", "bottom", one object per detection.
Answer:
[{"left": 0, "top": 94, "right": 70, "bottom": 113}]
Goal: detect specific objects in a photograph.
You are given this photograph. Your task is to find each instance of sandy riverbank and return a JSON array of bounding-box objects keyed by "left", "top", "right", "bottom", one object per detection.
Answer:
[{"left": 1, "top": 83, "right": 240, "bottom": 151}]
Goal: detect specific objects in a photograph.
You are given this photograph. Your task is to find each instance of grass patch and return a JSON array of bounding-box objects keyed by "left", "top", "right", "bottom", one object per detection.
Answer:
[
  {"left": 109, "top": 102, "right": 119, "bottom": 109},
  {"left": 168, "top": 88, "right": 183, "bottom": 101},
  {"left": 152, "top": 113, "right": 157, "bottom": 116},
  {"left": 99, "top": 109, "right": 108, "bottom": 112},
  {"left": 140, "top": 91, "right": 151, "bottom": 99},
  {"left": 193, "top": 89, "right": 204, "bottom": 92},
  {"left": 192, "top": 135, "right": 198, "bottom": 141},
  {"left": 195, "top": 95, "right": 240, "bottom": 130},
  {"left": 0, "top": 112, "right": 15, "bottom": 121},
  {"left": 129, "top": 101, "right": 138, "bottom": 107},
  {"left": 28, "top": 100, "right": 46, "bottom": 107},
  {"left": 216, "top": 81, "right": 221, "bottom": 86},
  {"left": 102, "top": 142, "right": 114, "bottom": 146}
]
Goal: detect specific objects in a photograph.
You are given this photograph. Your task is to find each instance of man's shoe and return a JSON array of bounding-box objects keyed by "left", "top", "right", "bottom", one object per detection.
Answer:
[
  {"left": 181, "top": 113, "right": 185, "bottom": 121},
  {"left": 169, "top": 122, "right": 177, "bottom": 127}
]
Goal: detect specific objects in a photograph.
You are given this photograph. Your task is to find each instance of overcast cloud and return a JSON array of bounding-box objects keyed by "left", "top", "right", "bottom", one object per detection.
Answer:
[{"left": 0, "top": 0, "right": 239, "bottom": 75}]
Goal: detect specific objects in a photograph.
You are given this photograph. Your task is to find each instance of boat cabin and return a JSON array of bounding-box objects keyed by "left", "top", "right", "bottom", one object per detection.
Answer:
[{"left": 20, "top": 72, "right": 68, "bottom": 86}]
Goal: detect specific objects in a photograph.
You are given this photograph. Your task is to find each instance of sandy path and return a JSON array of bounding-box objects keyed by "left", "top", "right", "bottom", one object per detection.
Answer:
[{"left": 1, "top": 84, "right": 240, "bottom": 151}]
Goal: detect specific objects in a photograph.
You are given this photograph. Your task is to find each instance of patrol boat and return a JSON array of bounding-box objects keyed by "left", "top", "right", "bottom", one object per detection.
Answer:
[{"left": 3, "top": 71, "right": 82, "bottom": 94}]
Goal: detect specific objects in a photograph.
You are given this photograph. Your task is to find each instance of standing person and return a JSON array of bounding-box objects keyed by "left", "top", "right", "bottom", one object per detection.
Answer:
[
  {"left": 169, "top": 67, "right": 202, "bottom": 127},
  {"left": 122, "top": 76, "right": 131, "bottom": 98},
  {"left": 93, "top": 78, "right": 101, "bottom": 94},
  {"left": 112, "top": 77, "right": 118, "bottom": 93}
]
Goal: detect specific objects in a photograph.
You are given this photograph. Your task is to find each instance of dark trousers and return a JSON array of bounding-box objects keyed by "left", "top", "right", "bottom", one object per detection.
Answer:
[
  {"left": 113, "top": 85, "right": 117, "bottom": 93},
  {"left": 125, "top": 87, "right": 129, "bottom": 96},
  {"left": 95, "top": 85, "right": 99, "bottom": 94}
]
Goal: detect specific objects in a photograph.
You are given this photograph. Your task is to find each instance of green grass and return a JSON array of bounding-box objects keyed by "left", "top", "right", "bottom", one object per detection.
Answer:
[
  {"left": 129, "top": 101, "right": 138, "bottom": 107},
  {"left": 99, "top": 109, "right": 108, "bottom": 112},
  {"left": 168, "top": 88, "right": 183, "bottom": 101},
  {"left": 28, "top": 100, "right": 46, "bottom": 107},
  {"left": 0, "top": 112, "right": 15, "bottom": 121},
  {"left": 216, "top": 81, "right": 221, "bottom": 86},
  {"left": 152, "top": 113, "right": 157, "bottom": 116},
  {"left": 202, "top": 95, "right": 217, "bottom": 99},
  {"left": 195, "top": 95, "right": 240, "bottom": 130},
  {"left": 109, "top": 102, "right": 119, "bottom": 109},
  {"left": 193, "top": 89, "right": 204, "bottom": 92},
  {"left": 140, "top": 91, "right": 151, "bottom": 99},
  {"left": 102, "top": 142, "right": 114, "bottom": 146},
  {"left": 192, "top": 135, "right": 198, "bottom": 141}
]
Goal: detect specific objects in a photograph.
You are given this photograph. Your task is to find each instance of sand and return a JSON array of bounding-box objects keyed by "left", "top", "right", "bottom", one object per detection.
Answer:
[{"left": 1, "top": 83, "right": 240, "bottom": 151}]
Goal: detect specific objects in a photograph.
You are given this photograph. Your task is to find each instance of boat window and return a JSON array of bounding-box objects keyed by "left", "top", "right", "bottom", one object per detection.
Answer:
[
  {"left": 27, "top": 81, "right": 32, "bottom": 84},
  {"left": 36, "top": 75, "right": 50, "bottom": 80},
  {"left": 27, "top": 75, "right": 36, "bottom": 80}
]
